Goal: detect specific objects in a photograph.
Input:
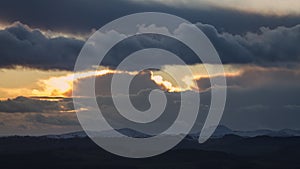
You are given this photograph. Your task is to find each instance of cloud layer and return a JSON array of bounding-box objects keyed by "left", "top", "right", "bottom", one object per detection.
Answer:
[
  {"left": 1, "top": 64, "right": 300, "bottom": 134},
  {"left": 1, "top": 0, "right": 300, "bottom": 34},
  {"left": 0, "top": 96, "right": 73, "bottom": 113},
  {"left": 0, "top": 22, "right": 83, "bottom": 70},
  {"left": 0, "top": 22, "right": 300, "bottom": 70},
  {"left": 136, "top": 0, "right": 300, "bottom": 16},
  {"left": 197, "top": 23, "right": 300, "bottom": 64}
]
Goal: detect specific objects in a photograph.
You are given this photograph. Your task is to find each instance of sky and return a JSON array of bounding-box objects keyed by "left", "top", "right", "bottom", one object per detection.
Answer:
[{"left": 0, "top": 0, "right": 300, "bottom": 135}]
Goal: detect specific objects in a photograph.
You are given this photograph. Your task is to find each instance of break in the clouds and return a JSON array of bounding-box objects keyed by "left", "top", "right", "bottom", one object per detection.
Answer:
[
  {"left": 1, "top": 22, "right": 300, "bottom": 70},
  {"left": 136, "top": 0, "right": 300, "bottom": 16}
]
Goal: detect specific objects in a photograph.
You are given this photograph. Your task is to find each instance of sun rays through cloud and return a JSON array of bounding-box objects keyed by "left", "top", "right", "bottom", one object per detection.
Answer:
[{"left": 0, "top": 64, "right": 244, "bottom": 99}]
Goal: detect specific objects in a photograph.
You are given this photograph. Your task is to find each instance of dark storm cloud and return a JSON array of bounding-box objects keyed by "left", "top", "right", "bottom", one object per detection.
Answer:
[
  {"left": 1, "top": 22, "right": 300, "bottom": 70},
  {"left": 0, "top": 22, "right": 83, "bottom": 70},
  {"left": 100, "top": 33, "right": 201, "bottom": 67},
  {"left": 197, "top": 23, "right": 300, "bottom": 64},
  {"left": 103, "top": 23, "right": 300, "bottom": 65},
  {"left": 0, "top": 0, "right": 300, "bottom": 34}
]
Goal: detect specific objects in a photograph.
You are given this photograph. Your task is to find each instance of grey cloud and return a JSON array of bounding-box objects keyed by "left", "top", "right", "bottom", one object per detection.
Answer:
[
  {"left": 0, "top": 96, "right": 73, "bottom": 113},
  {"left": 227, "top": 67, "right": 300, "bottom": 90},
  {"left": 1, "top": 67, "right": 300, "bottom": 131},
  {"left": 0, "top": 0, "right": 300, "bottom": 34},
  {"left": 238, "top": 26, "right": 300, "bottom": 63},
  {"left": 26, "top": 114, "right": 79, "bottom": 126},
  {"left": 197, "top": 23, "right": 300, "bottom": 64},
  {"left": 194, "top": 66, "right": 300, "bottom": 130},
  {"left": 197, "top": 66, "right": 300, "bottom": 93},
  {"left": 238, "top": 104, "right": 270, "bottom": 112},
  {"left": 220, "top": 86, "right": 300, "bottom": 131},
  {"left": 0, "top": 22, "right": 83, "bottom": 70},
  {"left": 90, "top": 66, "right": 300, "bottom": 132},
  {"left": 1, "top": 21, "right": 300, "bottom": 70},
  {"left": 284, "top": 105, "right": 300, "bottom": 110},
  {"left": 86, "top": 24, "right": 300, "bottom": 67},
  {"left": 17, "top": 124, "right": 27, "bottom": 129},
  {"left": 74, "top": 70, "right": 161, "bottom": 96},
  {"left": 87, "top": 79, "right": 300, "bottom": 132}
]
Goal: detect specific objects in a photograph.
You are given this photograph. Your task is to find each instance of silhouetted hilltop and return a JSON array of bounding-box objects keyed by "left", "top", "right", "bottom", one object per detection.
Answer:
[{"left": 1, "top": 133, "right": 300, "bottom": 169}]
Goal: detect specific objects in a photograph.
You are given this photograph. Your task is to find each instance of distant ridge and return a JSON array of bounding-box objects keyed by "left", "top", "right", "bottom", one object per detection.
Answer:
[{"left": 44, "top": 126, "right": 300, "bottom": 140}]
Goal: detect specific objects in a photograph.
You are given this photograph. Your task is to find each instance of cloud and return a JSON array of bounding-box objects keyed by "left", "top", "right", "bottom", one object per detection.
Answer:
[
  {"left": 80, "top": 76, "right": 300, "bottom": 132},
  {"left": 0, "top": 111, "right": 81, "bottom": 136},
  {"left": 197, "top": 23, "right": 300, "bottom": 64},
  {"left": 284, "top": 105, "right": 300, "bottom": 110},
  {"left": 135, "top": 0, "right": 300, "bottom": 16},
  {"left": 1, "top": 21, "right": 300, "bottom": 70},
  {"left": 17, "top": 124, "right": 27, "bottom": 129},
  {"left": 87, "top": 23, "right": 300, "bottom": 67},
  {"left": 0, "top": 0, "right": 300, "bottom": 35},
  {"left": 78, "top": 64, "right": 300, "bottom": 132},
  {"left": 26, "top": 114, "right": 79, "bottom": 126},
  {"left": 220, "top": 86, "right": 300, "bottom": 130},
  {"left": 197, "top": 65, "right": 300, "bottom": 90},
  {"left": 189, "top": 64, "right": 300, "bottom": 130},
  {"left": 94, "top": 71, "right": 159, "bottom": 96},
  {"left": 238, "top": 104, "right": 270, "bottom": 112},
  {"left": 1, "top": 64, "right": 300, "bottom": 134},
  {"left": 0, "top": 22, "right": 83, "bottom": 70},
  {"left": 0, "top": 96, "right": 73, "bottom": 113}
]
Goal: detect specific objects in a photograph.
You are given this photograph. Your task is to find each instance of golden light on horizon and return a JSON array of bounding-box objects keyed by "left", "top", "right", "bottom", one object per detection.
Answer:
[
  {"left": 0, "top": 64, "right": 245, "bottom": 99},
  {"left": 0, "top": 67, "right": 138, "bottom": 99},
  {"left": 31, "top": 69, "right": 139, "bottom": 97},
  {"left": 150, "top": 64, "right": 244, "bottom": 92}
]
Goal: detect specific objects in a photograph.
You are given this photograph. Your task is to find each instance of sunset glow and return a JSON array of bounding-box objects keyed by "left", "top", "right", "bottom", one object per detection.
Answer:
[
  {"left": 0, "top": 0, "right": 300, "bottom": 149},
  {"left": 0, "top": 64, "right": 245, "bottom": 99},
  {"left": 32, "top": 69, "right": 139, "bottom": 97},
  {"left": 150, "top": 72, "right": 184, "bottom": 92}
]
